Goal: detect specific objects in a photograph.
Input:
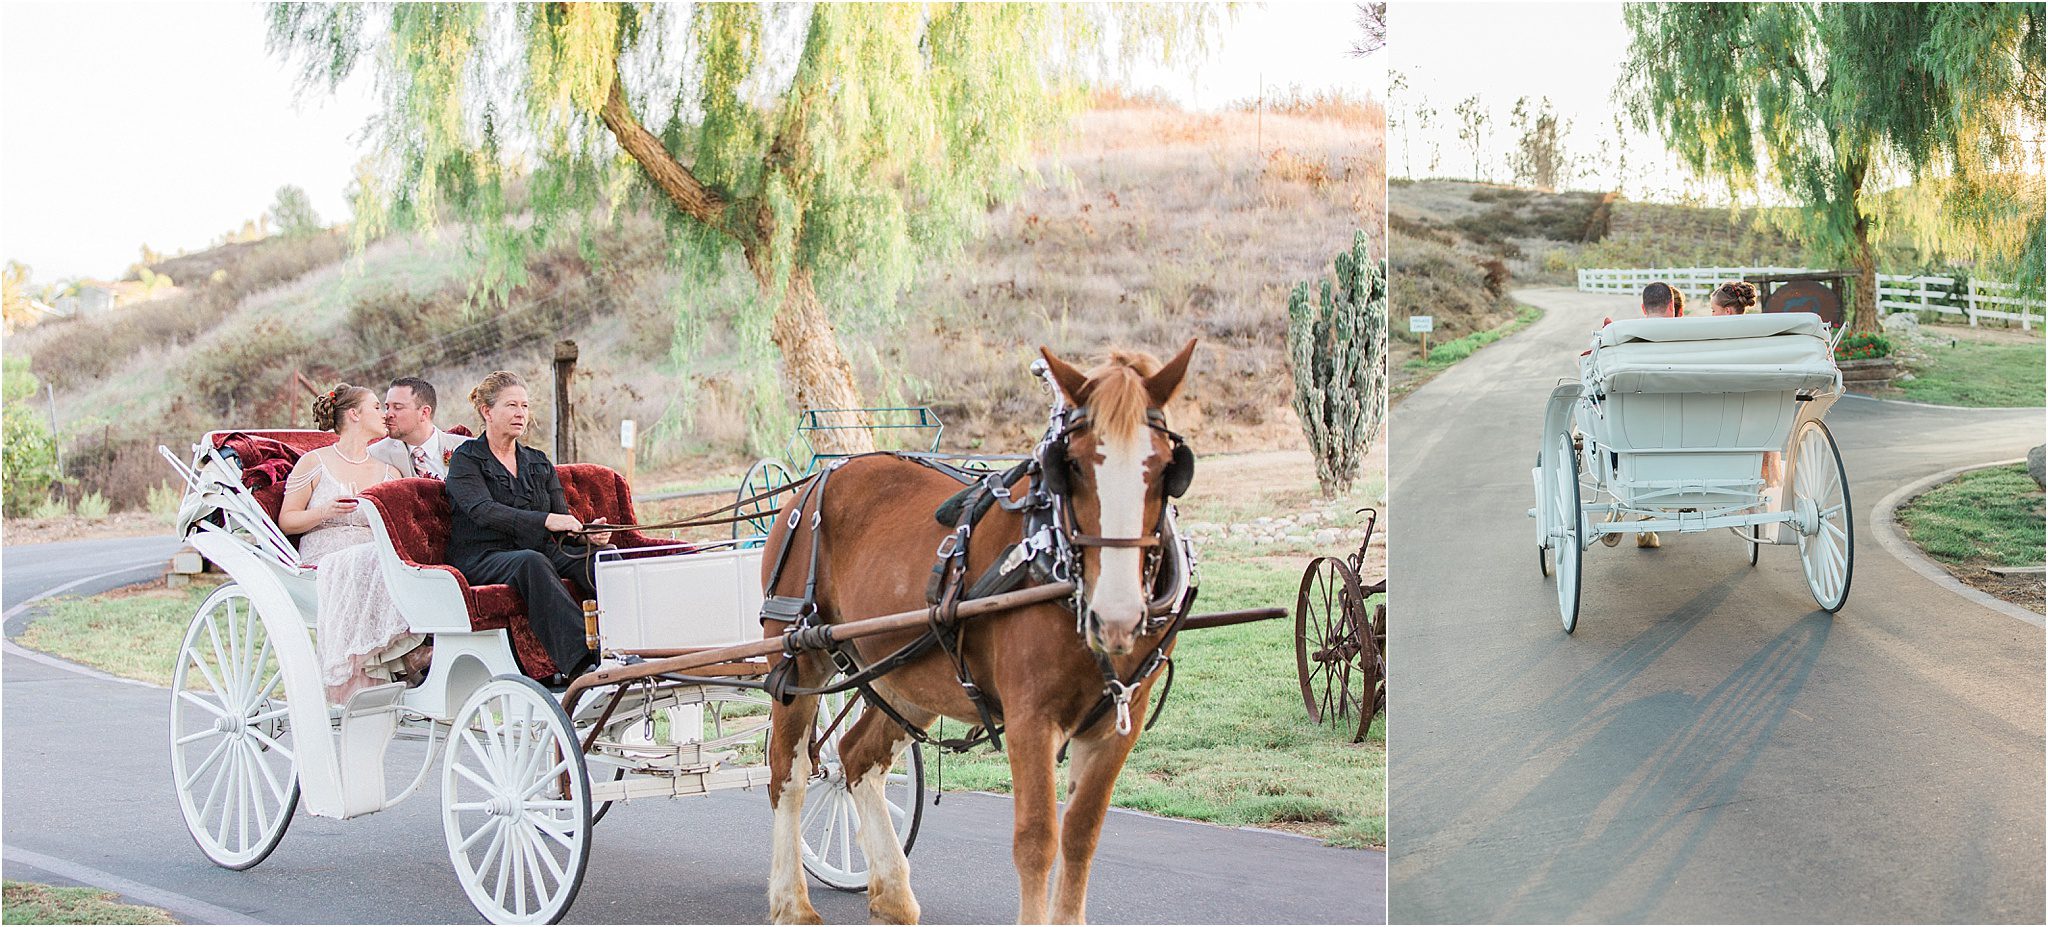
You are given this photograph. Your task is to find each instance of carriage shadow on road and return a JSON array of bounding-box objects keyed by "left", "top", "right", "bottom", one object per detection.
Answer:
[
  {"left": 1416, "top": 582, "right": 1835, "bottom": 922},
  {"left": 1525, "top": 610, "right": 1831, "bottom": 922}
]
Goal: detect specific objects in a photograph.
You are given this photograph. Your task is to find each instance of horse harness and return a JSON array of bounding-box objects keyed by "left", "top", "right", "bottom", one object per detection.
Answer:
[{"left": 758, "top": 408, "right": 1197, "bottom": 754}]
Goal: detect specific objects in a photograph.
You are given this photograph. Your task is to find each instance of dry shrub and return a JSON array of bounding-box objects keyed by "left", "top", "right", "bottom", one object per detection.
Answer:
[
  {"left": 1481, "top": 258, "right": 1512, "bottom": 299},
  {"left": 1234, "top": 88, "right": 1384, "bottom": 130},
  {"left": 1264, "top": 148, "right": 1334, "bottom": 189},
  {"left": 1088, "top": 86, "right": 1181, "bottom": 111},
  {"left": 24, "top": 231, "right": 349, "bottom": 391}
]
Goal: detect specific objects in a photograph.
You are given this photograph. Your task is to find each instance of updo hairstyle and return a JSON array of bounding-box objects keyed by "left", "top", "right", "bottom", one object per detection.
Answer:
[
  {"left": 312, "top": 384, "right": 373, "bottom": 432},
  {"left": 1710, "top": 280, "right": 1760, "bottom": 313},
  {"left": 470, "top": 371, "right": 527, "bottom": 417}
]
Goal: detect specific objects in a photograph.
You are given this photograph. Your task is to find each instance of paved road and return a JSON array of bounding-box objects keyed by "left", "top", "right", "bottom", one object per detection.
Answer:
[
  {"left": 1388, "top": 288, "right": 2045, "bottom": 924},
  {"left": 2, "top": 537, "right": 1384, "bottom": 925}
]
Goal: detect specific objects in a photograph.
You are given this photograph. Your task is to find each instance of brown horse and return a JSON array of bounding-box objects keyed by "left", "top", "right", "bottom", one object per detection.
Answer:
[{"left": 761, "top": 341, "right": 1198, "bottom": 925}]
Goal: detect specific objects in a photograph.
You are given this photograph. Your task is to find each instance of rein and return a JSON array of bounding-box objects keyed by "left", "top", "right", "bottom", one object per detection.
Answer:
[{"left": 564, "top": 473, "right": 818, "bottom": 537}]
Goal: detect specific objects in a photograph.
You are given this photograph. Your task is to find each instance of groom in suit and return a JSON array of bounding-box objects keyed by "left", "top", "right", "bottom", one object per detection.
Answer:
[{"left": 372, "top": 377, "right": 468, "bottom": 480}]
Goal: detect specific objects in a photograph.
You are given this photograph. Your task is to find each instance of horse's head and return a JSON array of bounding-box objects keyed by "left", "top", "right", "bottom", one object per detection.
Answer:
[{"left": 1037, "top": 339, "right": 1197, "bottom": 656}]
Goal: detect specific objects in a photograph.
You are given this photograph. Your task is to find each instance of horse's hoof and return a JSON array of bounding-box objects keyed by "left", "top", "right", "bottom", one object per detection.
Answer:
[
  {"left": 868, "top": 890, "right": 921, "bottom": 924},
  {"left": 770, "top": 902, "right": 824, "bottom": 925}
]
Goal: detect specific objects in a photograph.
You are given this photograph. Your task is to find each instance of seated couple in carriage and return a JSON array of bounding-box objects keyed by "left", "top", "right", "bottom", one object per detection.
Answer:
[
  {"left": 280, "top": 372, "right": 613, "bottom": 702},
  {"left": 1600, "top": 278, "right": 1761, "bottom": 327}
]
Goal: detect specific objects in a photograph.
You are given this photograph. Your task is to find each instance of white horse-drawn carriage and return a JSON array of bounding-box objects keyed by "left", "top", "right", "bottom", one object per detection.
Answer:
[
  {"left": 160, "top": 430, "right": 919, "bottom": 924},
  {"left": 1532, "top": 312, "right": 1854, "bottom": 631}
]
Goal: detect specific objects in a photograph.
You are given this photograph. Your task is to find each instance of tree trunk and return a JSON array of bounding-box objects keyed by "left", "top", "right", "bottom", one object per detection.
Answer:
[
  {"left": 1849, "top": 211, "right": 1880, "bottom": 334},
  {"left": 756, "top": 262, "right": 874, "bottom": 455},
  {"left": 598, "top": 69, "right": 873, "bottom": 455}
]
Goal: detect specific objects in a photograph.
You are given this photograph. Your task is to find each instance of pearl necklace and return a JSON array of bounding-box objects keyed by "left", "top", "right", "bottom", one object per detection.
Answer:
[{"left": 331, "top": 444, "right": 371, "bottom": 465}]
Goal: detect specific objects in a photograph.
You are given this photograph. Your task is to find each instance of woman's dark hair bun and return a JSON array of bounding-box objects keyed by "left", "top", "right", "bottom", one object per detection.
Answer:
[
  {"left": 1712, "top": 280, "right": 1760, "bottom": 311},
  {"left": 313, "top": 383, "right": 371, "bottom": 432}
]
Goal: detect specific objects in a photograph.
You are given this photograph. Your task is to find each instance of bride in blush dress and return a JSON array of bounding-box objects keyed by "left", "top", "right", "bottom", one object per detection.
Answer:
[{"left": 277, "top": 384, "right": 426, "bottom": 704}]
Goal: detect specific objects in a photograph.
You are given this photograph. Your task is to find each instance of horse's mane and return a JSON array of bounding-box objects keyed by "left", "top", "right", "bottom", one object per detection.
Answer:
[{"left": 1081, "top": 351, "right": 1160, "bottom": 442}]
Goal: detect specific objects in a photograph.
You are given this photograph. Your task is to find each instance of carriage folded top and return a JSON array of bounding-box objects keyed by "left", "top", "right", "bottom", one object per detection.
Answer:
[{"left": 1587, "top": 312, "right": 1839, "bottom": 395}]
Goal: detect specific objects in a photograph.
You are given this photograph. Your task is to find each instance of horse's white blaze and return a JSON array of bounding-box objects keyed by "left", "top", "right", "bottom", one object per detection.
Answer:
[
  {"left": 1088, "top": 429, "right": 1153, "bottom": 652},
  {"left": 768, "top": 749, "right": 814, "bottom": 921},
  {"left": 851, "top": 765, "right": 917, "bottom": 916}
]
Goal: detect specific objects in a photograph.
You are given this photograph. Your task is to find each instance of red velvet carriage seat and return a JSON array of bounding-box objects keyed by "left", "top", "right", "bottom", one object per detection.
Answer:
[
  {"left": 359, "top": 463, "right": 667, "bottom": 679},
  {"left": 211, "top": 430, "right": 338, "bottom": 527},
  {"left": 211, "top": 426, "right": 474, "bottom": 527}
]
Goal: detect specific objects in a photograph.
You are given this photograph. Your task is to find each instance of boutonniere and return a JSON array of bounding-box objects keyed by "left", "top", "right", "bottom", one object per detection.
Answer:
[{"left": 443, "top": 448, "right": 455, "bottom": 466}]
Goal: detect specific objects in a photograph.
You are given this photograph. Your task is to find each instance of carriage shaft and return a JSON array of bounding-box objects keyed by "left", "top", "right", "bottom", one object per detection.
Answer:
[{"left": 565, "top": 581, "right": 1080, "bottom": 701}]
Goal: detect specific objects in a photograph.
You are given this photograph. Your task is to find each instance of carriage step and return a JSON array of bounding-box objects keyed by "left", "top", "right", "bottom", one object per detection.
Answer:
[{"left": 340, "top": 681, "right": 409, "bottom": 716}]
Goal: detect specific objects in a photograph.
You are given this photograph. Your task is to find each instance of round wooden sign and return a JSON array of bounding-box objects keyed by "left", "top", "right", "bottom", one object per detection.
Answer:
[{"left": 1763, "top": 279, "right": 1842, "bottom": 327}]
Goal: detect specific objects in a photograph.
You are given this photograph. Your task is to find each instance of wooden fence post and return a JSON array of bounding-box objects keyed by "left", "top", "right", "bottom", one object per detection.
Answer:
[{"left": 553, "top": 340, "right": 578, "bottom": 463}]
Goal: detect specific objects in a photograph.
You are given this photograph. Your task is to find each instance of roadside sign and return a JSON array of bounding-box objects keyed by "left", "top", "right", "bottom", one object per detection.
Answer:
[
  {"left": 1410, "top": 315, "right": 1435, "bottom": 333},
  {"left": 620, "top": 419, "right": 637, "bottom": 449}
]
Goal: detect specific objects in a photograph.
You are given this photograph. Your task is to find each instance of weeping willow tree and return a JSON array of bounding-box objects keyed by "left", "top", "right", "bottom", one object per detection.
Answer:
[
  {"left": 1622, "top": 3, "right": 2045, "bottom": 333},
  {"left": 269, "top": 3, "right": 1212, "bottom": 450}
]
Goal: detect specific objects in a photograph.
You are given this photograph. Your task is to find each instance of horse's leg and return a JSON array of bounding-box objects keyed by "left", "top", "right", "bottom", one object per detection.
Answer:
[
  {"left": 1049, "top": 730, "right": 1140, "bottom": 925},
  {"left": 1007, "top": 716, "right": 1062, "bottom": 924},
  {"left": 768, "top": 658, "right": 826, "bottom": 925},
  {"left": 838, "top": 704, "right": 931, "bottom": 924}
]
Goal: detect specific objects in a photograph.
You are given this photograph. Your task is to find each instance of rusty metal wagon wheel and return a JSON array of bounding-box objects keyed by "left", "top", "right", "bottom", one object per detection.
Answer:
[
  {"left": 1296, "top": 556, "right": 1368, "bottom": 726},
  {"left": 1352, "top": 597, "right": 1387, "bottom": 743}
]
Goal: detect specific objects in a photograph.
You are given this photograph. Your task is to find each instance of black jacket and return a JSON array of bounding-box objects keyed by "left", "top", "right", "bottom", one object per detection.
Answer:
[{"left": 444, "top": 438, "right": 569, "bottom": 570}]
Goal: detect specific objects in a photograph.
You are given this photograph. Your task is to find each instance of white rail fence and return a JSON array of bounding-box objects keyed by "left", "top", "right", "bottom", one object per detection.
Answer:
[{"left": 1577, "top": 267, "right": 2042, "bottom": 330}]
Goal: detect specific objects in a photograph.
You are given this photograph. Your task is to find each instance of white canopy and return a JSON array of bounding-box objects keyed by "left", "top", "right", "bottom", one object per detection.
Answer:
[{"left": 1587, "top": 313, "right": 1839, "bottom": 394}]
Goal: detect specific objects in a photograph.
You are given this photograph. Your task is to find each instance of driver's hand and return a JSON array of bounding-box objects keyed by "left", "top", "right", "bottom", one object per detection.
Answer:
[{"left": 545, "top": 513, "right": 583, "bottom": 533}]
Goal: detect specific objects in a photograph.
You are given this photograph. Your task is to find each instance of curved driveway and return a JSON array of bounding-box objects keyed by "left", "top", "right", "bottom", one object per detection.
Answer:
[
  {"left": 1388, "top": 287, "right": 2044, "bottom": 923},
  {"left": 2, "top": 537, "right": 1383, "bottom": 924}
]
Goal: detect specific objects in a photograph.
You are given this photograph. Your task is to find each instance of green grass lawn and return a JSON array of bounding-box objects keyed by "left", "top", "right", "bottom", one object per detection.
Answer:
[
  {"left": 1898, "top": 339, "right": 2046, "bottom": 408},
  {"left": 16, "top": 581, "right": 219, "bottom": 688},
  {"left": 1408, "top": 304, "right": 1542, "bottom": 370},
  {"left": 1898, "top": 464, "right": 2046, "bottom": 567},
  {"left": 2, "top": 882, "right": 174, "bottom": 925}
]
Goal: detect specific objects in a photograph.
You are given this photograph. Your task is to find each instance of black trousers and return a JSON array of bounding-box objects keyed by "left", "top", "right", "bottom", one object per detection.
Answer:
[{"left": 454, "top": 545, "right": 598, "bottom": 677}]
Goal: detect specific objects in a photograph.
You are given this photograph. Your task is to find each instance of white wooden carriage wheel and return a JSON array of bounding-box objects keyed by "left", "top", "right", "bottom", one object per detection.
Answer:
[
  {"left": 169, "top": 583, "right": 300, "bottom": 870},
  {"left": 801, "top": 690, "right": 925, "bottom": 892},
  {"left": 442, "top": 676, "right": 592, "bottom": 925},
  {"left": 1792, "top": 420, "right": 1854, "bottom": 613},
  {"left": 1551, "top": 433, "right": 1585, "bottom": 634}
]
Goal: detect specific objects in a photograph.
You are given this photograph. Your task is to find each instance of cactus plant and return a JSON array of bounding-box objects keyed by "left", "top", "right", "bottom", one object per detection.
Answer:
[{"left": 1288, "top": 230, "right": 1387, "bottom": 497}]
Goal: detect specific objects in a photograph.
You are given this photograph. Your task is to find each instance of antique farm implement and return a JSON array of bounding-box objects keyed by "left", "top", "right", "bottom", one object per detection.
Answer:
[{"left": 1294, "top": 507, "right": 1385, "bottom": 743}]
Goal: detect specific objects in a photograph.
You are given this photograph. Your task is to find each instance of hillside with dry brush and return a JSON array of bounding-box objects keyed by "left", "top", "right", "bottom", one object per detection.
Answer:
[{"left": 7, "top": 97, "right": 1382, "bottom": 511}]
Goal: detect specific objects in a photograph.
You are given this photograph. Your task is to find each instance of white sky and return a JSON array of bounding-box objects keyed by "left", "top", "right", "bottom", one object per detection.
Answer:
[
  {"left": 0, "top": 2, "right": 1375, "bottom": 285},
  {"left": 1388, "top": 1, "right": 1698, "bottom": 198}
]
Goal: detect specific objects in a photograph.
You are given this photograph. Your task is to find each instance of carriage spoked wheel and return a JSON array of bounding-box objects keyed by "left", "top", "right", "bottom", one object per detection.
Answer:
[
  {"left": 1791, "top": 420, "right": 1853, "bottom": 613},
  {"left": 801, "top": 690, "right": 926, "bottom": 892},
  {"left": 169, "top": 583, "right": 300, "bottom": 870},
  {"left": 734, "top": 458, "right": 799, "bottom": 543},
  {"left": 442, "top": 675, "right": 592, "bottom": 925},
  {"left": 1295, "top": 557, "right": 1369, "bottom": 726},
  {"left": 1548, "top": 433, "right": 1586, "bottom": 634},
  {"left": 1535, "top": 452, "right": 1552, "bottom": 578}
]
